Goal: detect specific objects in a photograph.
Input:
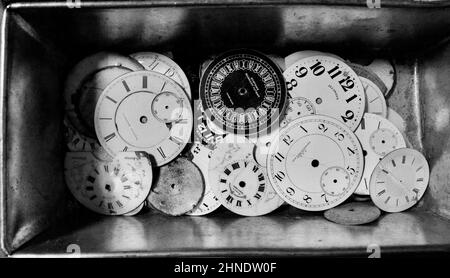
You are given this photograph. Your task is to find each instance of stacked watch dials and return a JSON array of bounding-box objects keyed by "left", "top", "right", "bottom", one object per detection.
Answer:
[
  {"left": 63, "top": 51, "right": 200, "bottom": 216},
  {"left": 62, "top": 48, "right": 430, "bottom": 223}
]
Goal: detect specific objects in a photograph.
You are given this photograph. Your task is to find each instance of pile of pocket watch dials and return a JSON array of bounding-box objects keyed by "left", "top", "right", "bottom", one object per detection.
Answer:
[{"left": 63, "top": 49, "right": 430, "bottom": 225}]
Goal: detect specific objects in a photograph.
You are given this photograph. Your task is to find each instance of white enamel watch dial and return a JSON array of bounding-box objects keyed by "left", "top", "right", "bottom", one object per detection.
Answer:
[
  {"left": 354, "top": 113, "right": 406, "bottom": 195},
  {"left": 186, "top": 142, "right": 221, "bottom": 216},
  {"left": 284, "top": 56, "right": 365, "bottom": 131},
  {"left": 267, "top": 115, "right": 364, "bottom": 211},
  {"left": 284, "top": 50, "right": 343, "bottom": 69},
  {"left": 124, "top": 202, "right": 144, "bottom": 216},
  {"left": 193, "top": 100, "right": 226, "bottom": 149},
  {"left": 369, "top": 148, "right": 429, "bottom": 213},
  {"left": 94, "top": 71, "right": 193, "bottom": 166},
  {"left": 281, "top": 96, "right": 316, "bottom": 127},
  {"left": 64, "top": 52, "right": 144, "bottom": 137},
  {"left": 252, "top": 132, "right": 277, "bottom": 168},
  {"left": 151, "top": 91, "right": 184, "bottom": 123},
  {"left": 209, "top": 134, "right": 284, "bottom": 216},
  {"left": 362, "top": 77, "right": 387, "bottom": 117},
  {"left": 77, "top": 67, "right": 133, "bottom": 134},
  {"left": 130, "top": 52, "right": 191, "bottom": 100},
  {"left": 64, "top": 151, "right": 152, "bottom": 215},
  {"left": 320, "top": 166, "right": 350, "bottom": 196},
  {"left": 350, "top": 63, "right": 387, "bottom": 118},
  {"left": 366, "top": 59, "right": 396, "bottom": 97}
]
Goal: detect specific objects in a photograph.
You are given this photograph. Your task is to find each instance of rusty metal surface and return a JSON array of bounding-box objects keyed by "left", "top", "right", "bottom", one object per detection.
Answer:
[
  {"left": 1, "top": 1, "right": 450, "bottom": 255},
  {"left": 420, "top": 41, "right": 450, "bottom": 220},
  {"left": 13, "top": 208, "right": 450, "bottom": 257}
]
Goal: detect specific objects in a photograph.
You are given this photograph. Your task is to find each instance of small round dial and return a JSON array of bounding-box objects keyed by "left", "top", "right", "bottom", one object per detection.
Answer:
[
  {"left": 281, "top": 96, "right": 315, "bottom": 127},
  {"left": 193, "top": 100, "right": 226, "bottom": 149},
  {"left": 320, "top": 166, "right": 351, "bottom": 196},
  {"left": 284, "top": 56, "right": 365, "bottom": 131},
  {"left": 200, "top": 49, "right": 287, "bottom": 135},
  {"left": 369, "top": 148, "right": 429, "bottom": 213},
  {"left": 267, "top": 115, "right": 364, "bottom": 211},
  {"left": 354, "top": 113, "right": 406, "bottom": 195},
  {"left": 209, "top": 134, "right": 284, "bottom": 216},
  {"left": 370, "top": 128, "right": 399, "bottom": 156},
  {"left": 130, "top": 52, "right": 191, "bottom": 100},
  {"left": 218, "top": 160, "right": 267, "bottom": 209},
  {"left": 151, "top": 92, "right": 184, "bottom": 123},
  {"left": 64, "top": 151, "right": 152, "bottom": 215},
  {"left": 350, "top": 63, "right": 387, "bottom": 118},
  {"left": 64, "top": 52, "right": 144, "bottom": 137},
  {"left": 94, "top": 71, "right": 193, "bottom": 166},
  {"left": 186, "top": 142, "right": 221, "bottom": 216}
]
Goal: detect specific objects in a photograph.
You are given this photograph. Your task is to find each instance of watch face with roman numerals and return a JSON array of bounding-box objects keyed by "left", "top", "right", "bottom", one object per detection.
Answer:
[
  {"left": 94, "top": 71, "right": 193, "bottom": 166},
  {"left": 267, "top": 115, "right": 364, "bottom": 211},
  {"left": 369, "top": 148, "right": 429, "bottom": 213},
  {"left": 130, "top": 52, "right": 191, "bottom": 100},
  {"left": 200, "top": 49, "right": 287, "bottom": 135},
  {"left": 354, "top": 113, "right": 406, "bottom": 195},
  {"left": 209, "top": 134, "right": 284, "bottom": 216},
  {"left": 284, "top": 55, "right": 365, "bottom": 131},
  {"left": 64, "top": 151, "right": 152, "bottom": 215}
]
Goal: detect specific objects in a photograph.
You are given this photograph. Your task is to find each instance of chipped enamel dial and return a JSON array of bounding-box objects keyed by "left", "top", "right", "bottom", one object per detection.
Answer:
[
  {"left": 369, "top": 148, "right": 429, "bottom": 213},
  {"left": 267, "top": 115, "right": 364, "bottom": 211},
  {"left": 64, "top": 152, "right": 152, "bottom": 215},
  {"left": 94, "top": 71, "right": 193, "bottom": 166}
]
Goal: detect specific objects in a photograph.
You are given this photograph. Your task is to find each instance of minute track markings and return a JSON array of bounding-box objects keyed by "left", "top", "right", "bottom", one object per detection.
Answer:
[{"left": 94, "top": 71, "right": 192, "bottom": 166}]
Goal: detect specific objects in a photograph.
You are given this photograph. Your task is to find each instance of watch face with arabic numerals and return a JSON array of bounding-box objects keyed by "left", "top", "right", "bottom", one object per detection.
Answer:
[
  {"left": 193, "top": 100, "right": 226, "bottom": 150},
  {"left": 354, "top": 113, "right": 406, "bottom": 195},
  {"left": 267, "top": 115, "right": 364, "bottom": 211},
  {"left": 350, "top": 63, "right": 387, "bottom": 118},
  {"left": 284, "top": 55, "right": 365, "bottom": 131},
  {"left": 94, "top": 70, "right": 193, "bottom": 166},
  {"left": 369, "top": 148, "right": 429, "bottom": 213},
  {"left": 200, "top": 49, "right": 287, "bottom": 135},
  {"left": 64, "top": 151, "right": 152, "bottom": 215}
]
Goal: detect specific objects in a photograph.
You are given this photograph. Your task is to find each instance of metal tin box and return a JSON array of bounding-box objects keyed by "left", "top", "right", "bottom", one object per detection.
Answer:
[{"left": 1, "top": 0, "right": 450, "bottom": 257}]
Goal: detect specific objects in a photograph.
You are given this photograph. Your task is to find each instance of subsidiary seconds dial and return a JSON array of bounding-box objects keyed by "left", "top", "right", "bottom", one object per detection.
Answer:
[
  {"left": 267, "top": 115, "right": 364, "bottom": 211},
  {"left": 94, "top": 71, "right": 193, "bottom": 166}
]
